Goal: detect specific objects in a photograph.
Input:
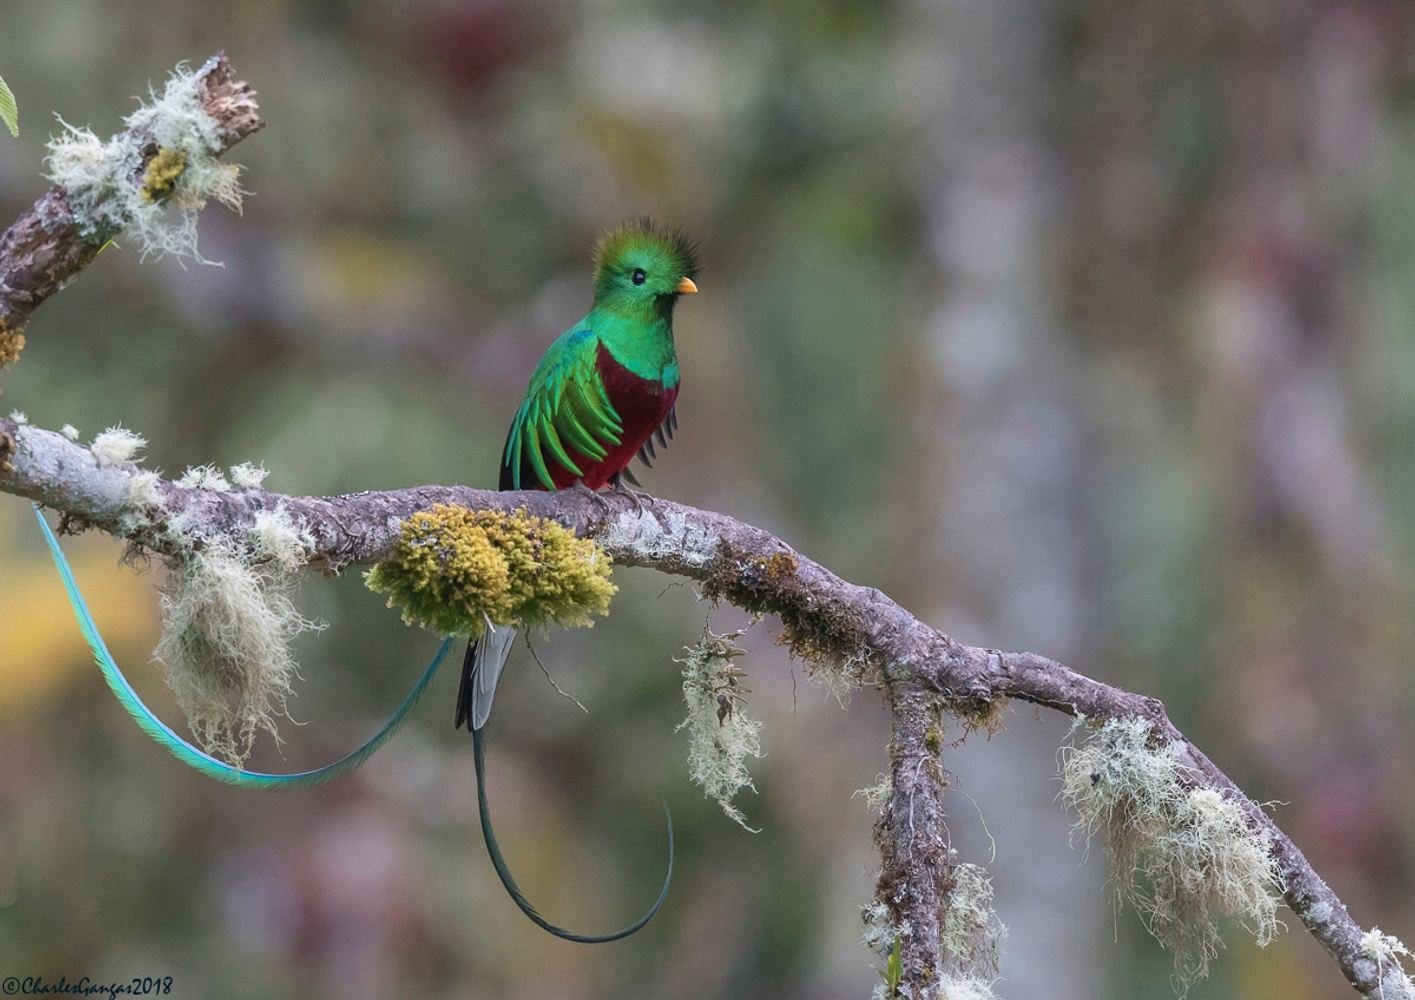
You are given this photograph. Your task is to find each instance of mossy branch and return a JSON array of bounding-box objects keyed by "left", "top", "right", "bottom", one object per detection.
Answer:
[
  {"left": 0, "top": 415, "right": 1408, "bottom": 999},
  {"left": 365, "top": 503, "right": 616, "bottom": 637},
  {"left": 0, "top": 52, "right": 261, "bottom": 366}
]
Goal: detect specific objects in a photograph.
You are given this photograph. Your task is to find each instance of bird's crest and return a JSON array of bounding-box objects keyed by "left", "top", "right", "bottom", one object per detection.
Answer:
[{"left": 593, "top": 217, "right": 699, "bottom": 287}]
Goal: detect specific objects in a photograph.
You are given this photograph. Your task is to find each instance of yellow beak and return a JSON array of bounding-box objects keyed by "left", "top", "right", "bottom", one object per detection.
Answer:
[{"left": 676, "top": 276, "right": 698, "bottom": 294}]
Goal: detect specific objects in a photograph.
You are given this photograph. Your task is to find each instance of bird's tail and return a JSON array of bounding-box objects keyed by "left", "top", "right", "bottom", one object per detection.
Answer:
[
  {"left": 472, "top": 719, "right": 673, "bottom": 943},
  {"left": 460, "top": 624, "right": 674, "bottom": 941},
  {"left": 33, "top": 504, "right": 452, "bottom": 788},
  {"left": 454, "top": 623, "right": 516, "bottom": 732}
]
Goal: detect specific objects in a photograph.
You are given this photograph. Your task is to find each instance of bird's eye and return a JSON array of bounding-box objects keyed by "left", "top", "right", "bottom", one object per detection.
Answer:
[{"left": 632, "top": 268, "right": 647, "bottom": 285}]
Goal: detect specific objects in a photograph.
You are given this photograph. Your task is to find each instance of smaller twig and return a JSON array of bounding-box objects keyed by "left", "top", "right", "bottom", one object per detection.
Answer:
[
  {"left": 873, "top": 688, "right": 951, "bottom": 998},
  {"left": 522, "top": 632, "right": 589, "bottom": 715}
]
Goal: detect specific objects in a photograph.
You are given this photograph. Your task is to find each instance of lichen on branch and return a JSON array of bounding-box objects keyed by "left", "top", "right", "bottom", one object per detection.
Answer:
[
  {"left": 675, "top": 623, "right": 765, "bottom": 831},
  {"left": 45, "top": 62, "right": 245, "bottom": 261},
  {"left": 154, "top": 533, "right": 322, "bottom": 765},
  {"left": 1059, "top": 717, "right": 1285, "bottom": 992},
  {"left": 364, "top": 504, "right": 616, "bottom": 639}
]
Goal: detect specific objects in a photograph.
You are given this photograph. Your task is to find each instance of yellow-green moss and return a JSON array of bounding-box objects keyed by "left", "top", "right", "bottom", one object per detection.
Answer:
[
  {"left": 365, "top": 504, "right": 617, "bottom": 638},
  {"left": 956, "top": 696, "right": 1010, "bottom": 740},
  {"left": 0, "top": 324, "right": 23, "bottom": 368},
  {"left": 141, "top": 146, "right": 187, "bottom": 202}
]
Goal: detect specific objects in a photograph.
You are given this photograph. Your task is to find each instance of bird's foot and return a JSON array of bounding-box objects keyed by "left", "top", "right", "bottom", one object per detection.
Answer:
[
  {"left": 609, "top": 476, "right": 656, "bottom": 515},
  {"left": 572, "top": 480, "right": 612, "bottom": 517}
]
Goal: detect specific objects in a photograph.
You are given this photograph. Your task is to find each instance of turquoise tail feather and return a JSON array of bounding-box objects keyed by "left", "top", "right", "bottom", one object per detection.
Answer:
[
  {"left": 473, "top": 721, "right": 673, "bottom": 942},
  {"left": 33, "top": 504, "right": 451, "bottom": 789}
]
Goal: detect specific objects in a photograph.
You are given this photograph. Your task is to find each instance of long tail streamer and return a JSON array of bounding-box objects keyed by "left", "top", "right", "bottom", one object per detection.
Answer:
[
  {"left": 34, "top": 503, "right": 453, "bottom": 789},
  {"left": 472, "top": 722, "right": 673, "bottom": 942}
]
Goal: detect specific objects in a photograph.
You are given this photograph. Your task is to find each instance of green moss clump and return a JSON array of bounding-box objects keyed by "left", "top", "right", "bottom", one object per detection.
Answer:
[
  {"left": 365, "top": 504, "right": 617, "bottom": 637},
  {"left": 141, "top": 146, "right": 187, "bottom": 202},
  {"left": 0, "top": 323, "right": 23, "bottom": 369}
]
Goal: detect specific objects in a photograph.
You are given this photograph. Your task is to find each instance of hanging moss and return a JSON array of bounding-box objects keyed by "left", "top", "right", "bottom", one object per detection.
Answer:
[
  {"left": 365, "top": 504, "right": 617, "bottom": 638},
  {"left": 1058, "top": 718, "right": 1284, "bottom": 991},
  {"left": 675, "top": 623, "right": 764, "bottom": 831},
  {"left": 154, "top": 538, "right": 323, "bottom": 765}
]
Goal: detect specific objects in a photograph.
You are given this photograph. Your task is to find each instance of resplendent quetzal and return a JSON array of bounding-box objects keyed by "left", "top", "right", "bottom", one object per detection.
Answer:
[
  {"left": 459, "top": 218, "right": 698, "bottom": 941},
  {"left": 33, "top": 218, "right": 697, "bottom": 943}
]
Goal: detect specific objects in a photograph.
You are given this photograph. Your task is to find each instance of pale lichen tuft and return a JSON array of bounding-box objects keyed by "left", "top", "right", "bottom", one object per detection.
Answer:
[
  {"left": 364, "top": 504, "right": 616, "bottom": 639},
  {"left": 1361, "top": 927, "right": 1415, "bottom": 998},
  {"left": 176, "top": 464, "right": 231, "bottom": 491},
  {"left": 126, "top": 470, "right": 164, "bottom": 509},
  {"left": 932, "top": 977, "right": 1000, "bottom": 1000},
  {"left": 675, "top": 623, "right": 765, "bottom": 831},
  {"left": 91, "top": 425, "right": 147, "bottom": 466},
  {"left": 153, "top": 538, "right": 323, "bottom": 764},
  {"left": 46, "top": 63, "right": 244, "bottom": 262},
  {"left": 942, "top": 862, "right": 1007, "bottom": 978},
  {"left": 1058, "top": 718, "right": 1284, "bottom": 992},
  {"left": 806, "top": 651, "right": 869, "bottom": 708},
  {"left": 862, "top": 898, "right": 912, "bottom": 999},
  {"left": 229, "top": 461, "right": 269, "bottom": 489},
  {"left": 854, "top": 773, "right": 893, "bottom": 815},
  {"left": 249, "top": 505, "right": 311, "bottom": 574},
  {"left": 61, "top": 423, "right": 80, "bottom": 441},
  {"left": 861, "top": 899, "right": 911, "bottom": 953}
]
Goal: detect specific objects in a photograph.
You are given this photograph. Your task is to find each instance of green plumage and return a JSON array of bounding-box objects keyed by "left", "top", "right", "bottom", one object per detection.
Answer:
[
  {"left": 502, "top": 219, "right": 697, "bottom": 490},
  {"left": 505, "top": 328, "right": 624, "bottom": 489}
]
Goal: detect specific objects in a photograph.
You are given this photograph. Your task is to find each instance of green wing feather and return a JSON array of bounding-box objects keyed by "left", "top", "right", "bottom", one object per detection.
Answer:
[
  {"left": 502, "top": 327, "right": 622, "bottom": 489},
  {"left": 34, "top": 504, "right": 451, "bottom": 789},
  {"left": 0, "top": 75, "right": 17, "bottom": 137}
]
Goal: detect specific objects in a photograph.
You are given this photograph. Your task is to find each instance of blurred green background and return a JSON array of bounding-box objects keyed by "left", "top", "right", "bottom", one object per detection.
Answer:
[{"left": 2, "top": 2, "right": 1414, "bottom": 998}]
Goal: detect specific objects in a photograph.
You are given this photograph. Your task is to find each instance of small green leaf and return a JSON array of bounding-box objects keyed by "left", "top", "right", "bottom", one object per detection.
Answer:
[
  {"left": 0, "top": 74, "right": 17, "bottom": 137},
  {"left": 880, "top": 934, "right": 903, "bottom": 996}
]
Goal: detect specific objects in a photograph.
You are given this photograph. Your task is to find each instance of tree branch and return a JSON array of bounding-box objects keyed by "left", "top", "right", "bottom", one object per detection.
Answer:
[
  {"left": 0, "top": 415, "right": 1408, "bottom": 998},
  {"left": 875, "top": 688, "right": 953, "bottom": 989},
  {"left": 0, "top": 52, "right": 261, "bottom": 363}
]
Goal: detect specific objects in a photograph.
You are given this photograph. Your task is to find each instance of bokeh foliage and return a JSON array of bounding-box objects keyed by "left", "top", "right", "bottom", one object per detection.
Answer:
[{"left": 2, "top": 2, "right": 1415, "bottom": 998}]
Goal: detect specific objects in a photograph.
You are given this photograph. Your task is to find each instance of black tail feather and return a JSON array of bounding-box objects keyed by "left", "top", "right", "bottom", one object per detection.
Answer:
[
  {"left": 454, "top": 639, "right": 478, "bottom": 731},
  {"left": 472, "top": 722, "right": 673, "bottom": 943}
]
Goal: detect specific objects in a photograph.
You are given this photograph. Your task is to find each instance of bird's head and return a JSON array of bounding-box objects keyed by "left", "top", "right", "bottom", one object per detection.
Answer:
[{"left": 591, "top": 218, "right": 699, "bottom": 316}]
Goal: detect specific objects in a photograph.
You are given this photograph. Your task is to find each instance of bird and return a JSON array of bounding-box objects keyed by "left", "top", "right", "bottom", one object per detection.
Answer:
[
  {"left": 459, "top": 218, "right": 698, "bottom": 942},
  {"left": 34, "top": 217, "right": 697, "bottom": 942}
]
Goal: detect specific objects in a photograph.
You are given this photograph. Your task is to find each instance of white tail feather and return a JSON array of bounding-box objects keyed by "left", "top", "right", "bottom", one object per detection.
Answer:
[{"left": 472, "top": 623, "right": 517, "bottom": 730}]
